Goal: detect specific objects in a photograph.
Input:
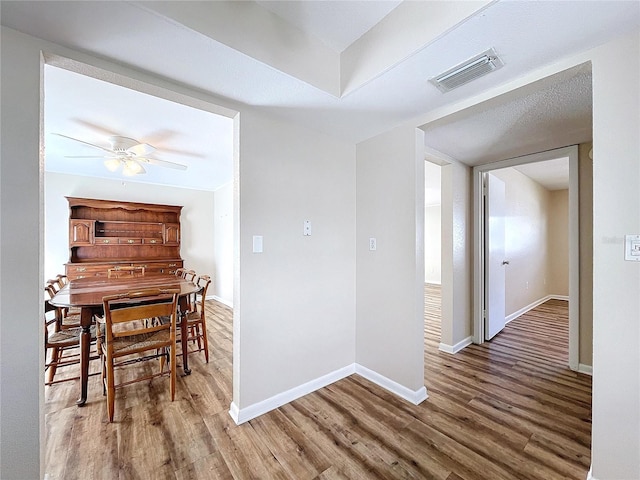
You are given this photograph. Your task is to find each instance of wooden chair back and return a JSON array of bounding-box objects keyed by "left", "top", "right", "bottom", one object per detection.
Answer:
[
  {"left": 101, "top": 288, "right": 179, "bottom": 421},
  {"left": 183, "top": 269, "right": 196, "bottom": 282}
]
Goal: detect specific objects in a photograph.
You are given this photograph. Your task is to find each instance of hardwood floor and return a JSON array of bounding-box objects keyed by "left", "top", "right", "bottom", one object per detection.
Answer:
[{"left": 44, "top": 288, "right": 591, "bottom": 479}]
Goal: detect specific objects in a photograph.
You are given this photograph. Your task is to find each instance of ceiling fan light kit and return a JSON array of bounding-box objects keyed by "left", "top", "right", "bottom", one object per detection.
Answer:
[{"left": 54, "top": 133, "right": 188, "bottom": 175}]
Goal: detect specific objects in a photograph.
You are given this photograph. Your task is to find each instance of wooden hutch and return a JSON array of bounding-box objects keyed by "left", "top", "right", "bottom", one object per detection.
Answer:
[{"left": 65, "top": 197, "right": 184, "bottom": 280}]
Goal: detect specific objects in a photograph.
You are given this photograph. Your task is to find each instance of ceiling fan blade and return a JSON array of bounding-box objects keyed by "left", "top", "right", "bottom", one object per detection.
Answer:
[
  {"left": 126, "top": 143, "right": 155, "bottom": 157},
  {"left": 139, "top": 157, "right": 188, "bottom": 171},
  {"left": 52, "top": 133, "right": 114, "bottom": 154}
]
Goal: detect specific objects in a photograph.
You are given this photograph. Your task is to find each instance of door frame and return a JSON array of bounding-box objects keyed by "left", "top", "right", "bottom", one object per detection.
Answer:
[{"left": 472, "top": 145, "right": 580, "bottom": 370}]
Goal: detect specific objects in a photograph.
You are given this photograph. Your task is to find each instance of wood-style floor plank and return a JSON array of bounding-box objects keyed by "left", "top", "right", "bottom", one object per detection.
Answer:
[{"left": 44, "top": 286, "right": 591, "bottom": 479}]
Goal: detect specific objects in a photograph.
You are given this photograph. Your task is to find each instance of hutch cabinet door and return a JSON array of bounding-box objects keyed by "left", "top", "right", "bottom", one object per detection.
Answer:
[
  {"left": 164, "top": 223, "right": 180, "bottom": 245},
  {"left": 69, "top": 220, "right": 94, "bottom": 246}
]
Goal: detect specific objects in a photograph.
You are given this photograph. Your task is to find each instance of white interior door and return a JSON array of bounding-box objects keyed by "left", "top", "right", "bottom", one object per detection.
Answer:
[{"left": 485, "top": 173, "right": 506, "bottom": 340}]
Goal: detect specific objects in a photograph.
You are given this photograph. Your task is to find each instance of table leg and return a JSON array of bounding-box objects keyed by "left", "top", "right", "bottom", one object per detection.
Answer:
[
  {"left": 181, "top": 310, "right": 191, "bottom": 375},
  {"left": 76, "top": 308, "right": 93, "bottom": 406}
]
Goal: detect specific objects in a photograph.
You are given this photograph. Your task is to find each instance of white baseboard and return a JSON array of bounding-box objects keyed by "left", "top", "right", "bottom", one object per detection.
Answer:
[
  {"left": 355, "top": 364, "right": 428, "bottom": 405},
  {"left": 229, "top": 362, "right": 428, "bottom": 425},
  {"left": 210, "top": 295, "right": 233, "bottom": 308},
  {"left": 438, "top": 336, "right": 473, "bottom": 354},
  {"left": 229, "top": 364, "right": 355, "bottom": 424},
  {"left": 506, "top": 294, "right": 569, "bottom": 323},
  {"left": 578, "top": 363, "right": 593, "bottom": 376}
]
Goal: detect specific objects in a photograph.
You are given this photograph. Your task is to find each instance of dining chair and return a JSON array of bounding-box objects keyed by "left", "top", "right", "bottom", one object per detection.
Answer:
[
  {"left": 174, "top": 267, "right": 186, "bottom": 278},
  {"left": 183, "top": 275, "right": 212, "bottom": 363},
  {"left": 44, "top": 300, "right": 97, "bottom": 385},
  {"left": 45, "top": 282, "right": 81, "bottom": 330},
  {"left": 107, "top": 265, "right": 146, "bottom": 278},
  {"left": 54, "top": 274, "right": 69, "bottom": 289},
  {"left": 99, "top": 288, "right": 180, "bottom": 422},
  {"left": 183, "top": 269, "right": 196, "bottom": 282}
]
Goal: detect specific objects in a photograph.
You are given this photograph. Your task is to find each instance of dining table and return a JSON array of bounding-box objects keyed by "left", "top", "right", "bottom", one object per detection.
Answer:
[{"left": 49, "top": 274, "right": 201, "bottom": 406}]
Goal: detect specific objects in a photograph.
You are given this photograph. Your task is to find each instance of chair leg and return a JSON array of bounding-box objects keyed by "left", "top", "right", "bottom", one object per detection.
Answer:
[
  {"left": 194, "top": 324, "right": 202, "bottom": 351},
  {"left": 199, "top": 320, "right": 209, "bottom": 363},
  {"left": 106, "top": 355, "right": 115, "bottom": 422},
  {"left": 170, "top": 345, "right": 176, "bottom": 402},
  {"left": 47, "top": 347, "right": 60, "bottom": 384},
  {"left": 101, "top": 354, "right": 106, "bottom": 396}
]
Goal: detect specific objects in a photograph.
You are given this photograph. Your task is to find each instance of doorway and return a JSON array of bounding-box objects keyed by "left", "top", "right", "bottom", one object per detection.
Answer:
[
  {"left": 473, "top": 145, "right": 580, "bottom": 370},
  {"left": 40, "top": 53, "right": 240, "bottom": 471}
]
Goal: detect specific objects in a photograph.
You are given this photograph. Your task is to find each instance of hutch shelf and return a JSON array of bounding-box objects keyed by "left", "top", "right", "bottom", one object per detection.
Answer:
[{"left": 64, "top": 197, "right": 183, "bottom": 279}]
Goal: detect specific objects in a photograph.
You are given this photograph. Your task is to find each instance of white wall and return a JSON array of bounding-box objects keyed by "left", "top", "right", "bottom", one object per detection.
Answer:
[
  {"left": 440, "top": 161, "right": 473, "bottom": 350},
  {"left": 234, "top": 109, "right": 356, "bottom": 412},
  {"left": 44, "top": 172, "right": 224, "bottom": 299},
  {"left": 356, "top": 125, "right": 426, "bottom": 398},
  {"left": 213, "top": 182, "right": 234, "bottom": 306},
  {"left": 425, "top": 160, "right": 441, "bottom": 285},
  {"left": 548, "top": 189, "right": 569, "bottom": 297},
  {"left": 590, "top": 31, "right": 640, "bottom": 480},
  {"left": 424, "top": 205, "right": 441, "bottom": 284},
  {"left": 2, "top": 22, "right": 639, "bottom": 480},
  {"left": 1, "top": 26, "right": 356, "bottom": 477},
  {"left": 0, "top": 26, "right": 42, "bottom": 480},
  {"left": 491, "top": 168, "right": 569, "bottom": 317},
  {"left": 492, "top": 168, "right": 550, "bottom": 315}
]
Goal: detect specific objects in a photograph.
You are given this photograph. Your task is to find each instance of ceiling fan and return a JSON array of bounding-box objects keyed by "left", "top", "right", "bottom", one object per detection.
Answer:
[{"left": 53, "top": 133, "right": 188, "bottom": 176}]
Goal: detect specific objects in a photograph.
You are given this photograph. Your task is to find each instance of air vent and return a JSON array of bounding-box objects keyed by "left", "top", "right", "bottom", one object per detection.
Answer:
[{"left": 429, "top": 48, "right": 504, "bottom": 93}]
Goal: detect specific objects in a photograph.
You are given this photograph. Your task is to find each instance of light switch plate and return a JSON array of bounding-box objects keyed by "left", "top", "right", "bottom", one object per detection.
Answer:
[
  {"left": 252, "top": 235, "right": 263, "bottom": 253},
  {"left": 304, "top": 220, "right": 311, "bottom": 236},
  {"left": 625, "top": 234, "right": 640, "bottom": 261}
]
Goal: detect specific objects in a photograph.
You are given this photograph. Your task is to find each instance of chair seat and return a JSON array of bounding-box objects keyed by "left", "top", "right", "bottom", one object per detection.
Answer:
[
  {"left": 184, "top": 311, "right": 202, "bottom": 322},
  {"left": 106, "top": 330, "right": 171, "bottom": 356},
  {"left": 48, "top": 327, "right": 81, "bottom": 347},
  {"left": 61, "top": 312, "right": 81, "bottom": 328},
  {"left": 48, "top": 325, "right": 97, "bottom": 348}
]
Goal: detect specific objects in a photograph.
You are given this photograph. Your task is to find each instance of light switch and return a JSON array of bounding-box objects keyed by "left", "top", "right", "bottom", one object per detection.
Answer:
[
  {"left": 304, "top": 220, "right": 311, "bottom": 236},
  {"left": 625, "top": 234, "right": 640, "bottom": 261},
  {"left": 252, "top": 235, "right": 263, "bottom": 253}
]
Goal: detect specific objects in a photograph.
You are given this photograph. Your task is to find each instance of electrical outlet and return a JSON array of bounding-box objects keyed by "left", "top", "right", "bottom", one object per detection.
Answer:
[{"left": 369, "top": 237, "right": 377, "bottom": 251}]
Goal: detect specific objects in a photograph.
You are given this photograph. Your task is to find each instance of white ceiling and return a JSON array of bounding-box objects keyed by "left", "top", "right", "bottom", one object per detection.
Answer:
[
  {"left": 2, "top": 1, "right": 638, "bottom": 190},
  {"left": 256, "top": 0, "right": 402, "bottom": 52},
  {"left": 44, "top": 65, "right": 234, "bottom": 191},
  {"left": 513, "top": 158, "right": 570, "bottom": 191}
]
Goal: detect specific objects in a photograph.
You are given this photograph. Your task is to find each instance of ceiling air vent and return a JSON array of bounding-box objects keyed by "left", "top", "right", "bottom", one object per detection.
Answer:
[{"left": 429, "top": 48, "right": 504, "bottom": 93}]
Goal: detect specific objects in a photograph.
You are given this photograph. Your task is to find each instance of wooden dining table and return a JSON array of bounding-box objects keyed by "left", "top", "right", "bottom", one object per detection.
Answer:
[{"left": 49, "top": 274, "right": 201, "bottom": 406}]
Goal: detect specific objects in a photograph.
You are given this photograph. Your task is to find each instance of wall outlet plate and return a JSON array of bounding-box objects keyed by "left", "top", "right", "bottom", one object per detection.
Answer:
[{"left": 625, "top": 234, "right": 640, "bottom": 261}]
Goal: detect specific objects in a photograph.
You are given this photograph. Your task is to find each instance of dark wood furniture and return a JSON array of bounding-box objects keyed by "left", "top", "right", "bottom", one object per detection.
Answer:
[
  {"left": 49, "top": 275, "right": 200, "bottom": 406},
  {"left": 184, "top": 275, "right": 212, "bottom": 363},
  {"left": 100, "top": 288, "right": 180, "bottom": 422},
  {"left": 64, "top": 197, "right": 183, "bottom": 280}
]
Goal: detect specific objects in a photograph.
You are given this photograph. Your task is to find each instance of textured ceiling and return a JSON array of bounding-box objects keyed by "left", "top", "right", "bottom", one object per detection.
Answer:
[
  {"left": 2, "top": 1, "right": 637, "bottom": 189},
  {"left": 422, "top": 65, "right": 593, "bottom": 167}
]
